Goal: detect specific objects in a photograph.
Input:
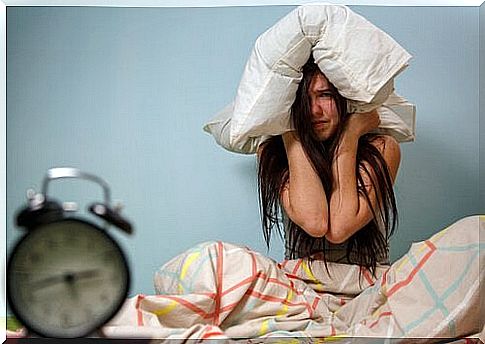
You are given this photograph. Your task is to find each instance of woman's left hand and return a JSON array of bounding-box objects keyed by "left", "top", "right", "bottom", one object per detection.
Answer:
[{"left": 345, "top": 109, "right": 381, "bottom": 138}]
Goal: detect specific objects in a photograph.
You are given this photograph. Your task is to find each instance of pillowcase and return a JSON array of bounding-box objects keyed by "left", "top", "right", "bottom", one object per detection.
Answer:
[{"left": 203, "top": 4, "right": 415, "bottom": 154}]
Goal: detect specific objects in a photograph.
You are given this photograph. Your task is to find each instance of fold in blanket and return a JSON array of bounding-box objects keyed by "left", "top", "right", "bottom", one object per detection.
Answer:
[{"left": 103, "top": 215, "right": 484, "bottom": 342}]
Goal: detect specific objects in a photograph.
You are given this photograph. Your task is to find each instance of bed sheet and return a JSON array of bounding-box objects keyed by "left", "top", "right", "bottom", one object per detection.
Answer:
[{"left": 99, "top": 215, "right": 484, "bottom": 342}]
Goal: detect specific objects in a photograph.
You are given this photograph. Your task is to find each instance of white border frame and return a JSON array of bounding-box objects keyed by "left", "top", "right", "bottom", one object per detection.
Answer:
[
  {"left": 1, "top": 0, "right": 6, "bottom": 342},
  {"left": 1, "top": 0, "right": 483, "bottom": 342},
  {"left": 1, "top": 0, "right": 484, "bottom": 6}
]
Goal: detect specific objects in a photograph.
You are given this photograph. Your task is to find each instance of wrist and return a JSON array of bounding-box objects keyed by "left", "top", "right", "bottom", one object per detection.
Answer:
[
  {"left": 342, "top": 124, "right": 362, "bottom": 140},
  {"left": 341, "top": 130, "right": 359, "bottom": 145},
  {"left": 336, "top": 131, "right": 359, "bottom": 154}
]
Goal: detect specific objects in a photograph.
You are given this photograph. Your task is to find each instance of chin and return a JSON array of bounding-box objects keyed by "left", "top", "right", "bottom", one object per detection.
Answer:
[
  {"left": 314, "top": 128, "right": 337, "bottom": 142},
  {"left": 314, "top": 132, "right": 331, "bottom": 142}
]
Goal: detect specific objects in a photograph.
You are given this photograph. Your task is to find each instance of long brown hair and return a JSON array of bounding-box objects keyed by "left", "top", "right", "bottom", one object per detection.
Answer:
[{"left": 257, "top": 57, "right": 398, "bottom": 276}]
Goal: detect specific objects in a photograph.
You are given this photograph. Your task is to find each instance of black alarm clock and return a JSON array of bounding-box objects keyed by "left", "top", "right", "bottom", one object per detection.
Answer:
[{"left": 7, "top": 167, "right": 133, "bottom": 338}]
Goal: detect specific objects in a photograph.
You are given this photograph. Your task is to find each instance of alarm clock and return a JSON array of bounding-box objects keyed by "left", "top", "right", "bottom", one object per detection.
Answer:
[{"left": 7, "top": 167, "right": 133, "bottom": 338}]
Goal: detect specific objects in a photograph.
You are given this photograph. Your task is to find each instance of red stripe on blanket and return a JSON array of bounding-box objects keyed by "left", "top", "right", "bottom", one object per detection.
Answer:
[
  {"left": 201, "top": 331, "right": 224, "bottom": 339},
  {"left": 360, "top": 267, "right": 375, "bottom": 286},
  {"left": 201, "top": 326, "right": 224, "bottom": 339},
  {"left": 245, "top": 288, "right": 289, "bottom": 304},
  {"left": 312, "top": 297, "right": 321, "bottom": 310},
  {"left": 219, "top": 300, "right": 243, "bottom": 314},
  {"left": 369, "top": 311, "right": 393, "bottom": 329},
  {"left": 250, "top": 250, "right": 257, "bottom": 276},
  {"left": 155, "top": 292, "right": 217, "bottom": 299},
  {"left": 221, "top": 271, "right": 303, "bottom": 298},
  {"left": 214, "top": 241, "right": 224, "bottom": 325},
  {"left": 285, "top": 272, "right": 303, "bottom": 280},
  {"left": 135, "top": 294, "right": 145, "bottom": 326},
  {"left": 387, "top": 241, "right": 436, "bottom": 297},
  {"left": 292, "top": 259, "right": 303, "bottom": 274},
  {"left": 246, "top": 288, "right": 313, "bottom": 315},
  {"left": 265, "top": 275, "right": 298, "bottom": 291},
  {"left": 330, "top": 324, "right": 336, "bottom": 336},
  {"left": 425, "top": 240, "right": 436, "bottom": 250},
  {"left": 219, "top": 272, "right": 306, "bottom": 316},
  {"left": 221, "top": 275, "right": 257, "bottom": 297},
  {"left": 261, "top": 273, "right": 307, "bottom": 297},
  {"left": 159, "top": 295, "right": 212, "bottom": 319},
  {"left": 218, "top": 272, "right": 309, "bottom": 315},
  {"left": 381, "top": 268, "right": 388, "bottom": 287},
  {"left": 200, "top": 292, "right": 217, "bottom": 299}
]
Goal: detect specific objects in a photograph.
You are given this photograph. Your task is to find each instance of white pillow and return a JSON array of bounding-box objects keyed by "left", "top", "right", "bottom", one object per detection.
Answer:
[{"left": 203, "top": 3, "right": 415, "bottom": 154}]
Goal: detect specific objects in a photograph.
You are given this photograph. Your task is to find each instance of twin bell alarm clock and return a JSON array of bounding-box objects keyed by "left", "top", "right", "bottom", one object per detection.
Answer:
[{"left": 7, "top": 167, "right": 134, "bottom": 338}]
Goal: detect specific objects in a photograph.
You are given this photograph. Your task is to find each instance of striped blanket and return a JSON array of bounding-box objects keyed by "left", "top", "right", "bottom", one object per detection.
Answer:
[{"left": 102, "top": 215, "right": 484, "bottom": 342}]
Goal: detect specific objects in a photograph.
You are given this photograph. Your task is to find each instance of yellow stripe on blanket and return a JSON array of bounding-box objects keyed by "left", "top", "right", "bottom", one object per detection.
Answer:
[
  {"left": 152, "top": 300, "right": 178, "bottom": 316},
  {"left": 430, "top": 225, "right": 449, "bottom": 243},
  {"left": 301, "top": 260, "right": 324, "bottom": 291},
  {"left": 276, "top": 288, "right": 293, "bottom": 317},
  {"left": 180, "top": 252, "right": 201, "bottom": 279},
  {"left": 178, "top": 252, "right": 201, "bottom": 293},
  {"left": 275, "top": 339, "right": 300, "bottom": 344},
  {"left": 324, "top": 334, "right": 350, "bottom": 341},
  {"left": 395, "top": 238, "right": 434, "bottom": 273},
  {"left": 259, "top": 319, "right": 270, "bottom": 336}
]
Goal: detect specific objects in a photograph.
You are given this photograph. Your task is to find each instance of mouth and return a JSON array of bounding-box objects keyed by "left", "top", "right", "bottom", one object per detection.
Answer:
[{"left": 312, "top": 120, "right": 329, "bottom": 129}]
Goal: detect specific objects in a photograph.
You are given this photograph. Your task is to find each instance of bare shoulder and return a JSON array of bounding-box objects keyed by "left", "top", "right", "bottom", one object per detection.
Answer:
[
  {"left": 369, "top": 134, "right": 399, "bottom": 153},
  {"left": 368, "top": 134, "right": 401, "bottom": 182}
]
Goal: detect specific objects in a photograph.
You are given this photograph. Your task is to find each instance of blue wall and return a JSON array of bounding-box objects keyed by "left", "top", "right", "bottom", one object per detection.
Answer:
[{"left": 7, "top": 6, "right": 481, "bottom": 295}]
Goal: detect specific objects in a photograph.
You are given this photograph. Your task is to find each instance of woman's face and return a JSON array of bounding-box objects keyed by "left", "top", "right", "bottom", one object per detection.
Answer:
[{"left": 308, "top": 72, "right": 340, "bottom": 141}]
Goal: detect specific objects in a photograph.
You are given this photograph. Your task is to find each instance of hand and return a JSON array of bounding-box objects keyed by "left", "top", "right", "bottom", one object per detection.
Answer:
[
  {"left": 345, "top": 110, "right": 380, "bottom": 138},
  {"left": 31, "top": 269, "right": 102, "bottom": 290}
]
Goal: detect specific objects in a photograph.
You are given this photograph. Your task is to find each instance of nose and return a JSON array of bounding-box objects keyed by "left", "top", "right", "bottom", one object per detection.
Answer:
[{"left": 311, "top": 99, "right": 322, "bottom": 118}]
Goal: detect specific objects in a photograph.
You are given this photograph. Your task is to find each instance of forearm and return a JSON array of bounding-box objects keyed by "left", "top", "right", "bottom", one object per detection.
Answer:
[
  {"left": 328, "top": 132, "right": 363, "bottom": 241},
  {"left": 282, "top": 132, "right": 329, "bottom": 236}
]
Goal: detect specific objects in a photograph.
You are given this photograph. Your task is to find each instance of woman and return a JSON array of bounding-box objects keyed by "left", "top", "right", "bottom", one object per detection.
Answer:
[
  {"left": 258, "top": 56, "right": 400, "bottom": 276},
  {"left": 106, "top": 58, "right": 482, "bottom": 340}
]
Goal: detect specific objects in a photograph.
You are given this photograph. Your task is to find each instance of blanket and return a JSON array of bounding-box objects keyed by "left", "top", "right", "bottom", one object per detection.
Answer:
[{"left": 102, "top": 215, "right": 484, "bottom": 342}]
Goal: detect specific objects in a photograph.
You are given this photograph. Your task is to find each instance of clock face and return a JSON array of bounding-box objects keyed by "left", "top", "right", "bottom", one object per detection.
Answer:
[{"left": 7, "top": 219, "right": 130, "bottom": 338}]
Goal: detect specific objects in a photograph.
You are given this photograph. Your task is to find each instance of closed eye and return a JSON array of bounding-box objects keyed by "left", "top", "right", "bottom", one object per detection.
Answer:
[{"left": 318, "top": 91, "right": 333, "bottom": 98}]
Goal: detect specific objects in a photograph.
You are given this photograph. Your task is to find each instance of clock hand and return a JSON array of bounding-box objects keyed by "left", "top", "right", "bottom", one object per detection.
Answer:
[
  {"left": 32, "top": 269, "right": 102, "bottom": 290},
  {"left": 32, "top": 274, "right": 66, "bottom": 290},
  {"left": 71, "top": 269, "right": 102, "bottom": 281}
]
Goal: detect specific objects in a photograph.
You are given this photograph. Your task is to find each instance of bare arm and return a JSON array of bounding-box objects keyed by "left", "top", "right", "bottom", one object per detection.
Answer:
[
  {"left": 271, "top": 112, "right": 400, "bottom": 242},
  {"left": 280, "top": 131, "right": 329, "bottom": 237},
  {"left": 327, "top": 112, "right": 401, "bottom": 243}
]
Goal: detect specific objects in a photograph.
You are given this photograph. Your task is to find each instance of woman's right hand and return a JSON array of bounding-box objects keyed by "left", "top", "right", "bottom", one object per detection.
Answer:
[{"left": 345, "top": 109, "right": 380, "bottom": 138}]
